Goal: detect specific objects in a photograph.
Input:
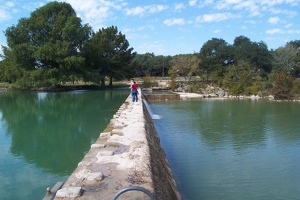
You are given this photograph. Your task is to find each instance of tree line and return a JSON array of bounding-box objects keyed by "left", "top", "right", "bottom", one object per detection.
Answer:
[
  {"left": 0, "top": 2, "right": 299, "bottom": 98},
  {"left": 0, "top": 2, "right": 135, "bottom": 89},
  {"left": 132, "top": 37, "right": 300, "bottom": 98}
]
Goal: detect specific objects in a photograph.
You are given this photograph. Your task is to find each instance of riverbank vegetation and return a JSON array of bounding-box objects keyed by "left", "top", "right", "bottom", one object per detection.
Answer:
[
  {"left": 131, "top": 38, "right": 300, "bottom": 99},
  {"left": 0, "top": 2, "right": 299, "bottom": 99}
]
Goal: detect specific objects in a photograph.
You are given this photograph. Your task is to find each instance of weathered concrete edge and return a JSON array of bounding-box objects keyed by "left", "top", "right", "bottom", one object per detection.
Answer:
[
  {"left": 50, "top": 92, "right": 181, "bottom": 200},
  {"left": 43, "top": 182, "right": 64, "bottom": 200},
  {"left": 142, "top": 93, "right": 182, "bottom": 200}
]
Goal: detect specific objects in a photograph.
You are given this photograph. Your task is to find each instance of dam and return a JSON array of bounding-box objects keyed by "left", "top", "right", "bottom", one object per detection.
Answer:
[{"left": 44, "top": 90, "right": 181, "bottom": 200}]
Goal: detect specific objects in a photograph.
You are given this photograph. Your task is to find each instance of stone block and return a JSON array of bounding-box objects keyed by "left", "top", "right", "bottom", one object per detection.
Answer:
[
  {"left": 91, "top": 143, "right": 106, "bottom": 149},
  {"left": 100, "top": 132, "right": 111, "bottom": 139},
  {"left": 78, "top": 161, "right": 92, "bottom": 167},
  {"left": 55, "top": 187, "right": 82, "bottom": 198},
  {"left": 85, "top": 172, "right": 104, "bottom": 182}
]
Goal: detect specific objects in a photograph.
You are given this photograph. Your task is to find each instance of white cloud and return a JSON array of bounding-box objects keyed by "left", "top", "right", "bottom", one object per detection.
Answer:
[
  {"left": 125, "top": 4, "right": 167, "bottom": 17},
  {"left": 269, "top": 8, "right": 297, "bottom": 18},
  {"left": 234, "top": 1, "right": 261, "bottom": 16},
  {"left": 174, "top": 3, "right": 185, "bottom": 11},
  {"left": 211, "top": 0, "right": 298, "bottom": 18},
  {"left": 285, "top": 23, "right": 292, "bottom": 28},
  {"left": 268, "top": 16, "right": 280, "bottom": 24},
  {"left": 213, "top": 29, "right": 221, "bottom": 33},
  {"left": 260, "top": 0, "right": 299, "bottom": 7},
  {"left": 125, "top": 6, "right": 145, "bottom": 16},
  {"left": 63, "top": 0, "right": 127, "bottom": 29},
  {"left": 163, "top": 18, "right": 186, "bottom": 26},
  {"left": 66, "top": 0, "right": 125, "bottom": 11},
  {"left": 227, "top": 0, "right": 242, "bottom": 4},
  {"left": 0, "top": 9, "right": 10, "bottom": 21},
  {"left": 149, "top": 5, "right": 167, "bottom": 13},
  {"left": 215, "top": 0, "right": 243, "bottom": 10},
  {"left": 195, "top": 12, "right": 235, "bottom": 23},
  {"left": 0, "top": 1, "right": 15, "bottom": 21},
  {"left": 189, "top": 0, "right": 197, "bottom": 6},
  {"left": 266, "top": 28, "right": 282, "bottom": 34}
]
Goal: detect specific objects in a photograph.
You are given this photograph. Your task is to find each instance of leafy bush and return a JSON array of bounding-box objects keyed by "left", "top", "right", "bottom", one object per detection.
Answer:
[
  {"left": 141, "top": 76, "right": 157, "bottom": 88},
  {"left": 290, "top": 79, "right": 300, "bottom": 95},
  {"left": 271, "top": 73, "right": 294, "bottom": 98}
]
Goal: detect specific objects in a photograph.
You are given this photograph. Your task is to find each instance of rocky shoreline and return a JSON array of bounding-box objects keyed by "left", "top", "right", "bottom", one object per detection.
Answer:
[{"left": 174, "top": 92, "right": 300, "bottom": 102}]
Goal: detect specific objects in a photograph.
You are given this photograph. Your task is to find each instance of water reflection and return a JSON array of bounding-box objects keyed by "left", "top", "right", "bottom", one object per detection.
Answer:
[
  {"left": 150, "top": 99, "right": 300, "bottom": 200},
  {"left": 0, "top": 90, "right": 128, "bottom": 175},
  {"left": 156, "top": 100, "right": 300, "bottom": 149}
]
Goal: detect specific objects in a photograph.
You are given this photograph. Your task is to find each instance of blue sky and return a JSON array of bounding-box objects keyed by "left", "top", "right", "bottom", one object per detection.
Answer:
[{"left": 0, "top": 0, "right": 299, "bottom": 56}]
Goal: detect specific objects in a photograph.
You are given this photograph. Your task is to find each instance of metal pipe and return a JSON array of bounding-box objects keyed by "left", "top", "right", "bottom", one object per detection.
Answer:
[{"left": 111, "top": 186, "right": 156, "bottom": 200}]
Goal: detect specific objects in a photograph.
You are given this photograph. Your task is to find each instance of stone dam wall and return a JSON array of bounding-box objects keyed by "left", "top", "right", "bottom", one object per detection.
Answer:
[
  {"left": 142, "top": 100, "right": 181, "bottom": 200},
  {"left": 45, "top": 92, "right": 181, "bottom": 200}
]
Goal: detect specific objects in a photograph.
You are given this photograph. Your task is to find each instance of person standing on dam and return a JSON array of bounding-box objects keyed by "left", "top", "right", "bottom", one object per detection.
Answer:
[{"left": 130, "top": 81, "right": 139, "bottom": 102}]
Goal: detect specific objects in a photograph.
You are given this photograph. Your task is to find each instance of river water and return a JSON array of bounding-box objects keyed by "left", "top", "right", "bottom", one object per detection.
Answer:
[
  {"left": 1, "top": 90, "right": 299, "bottom": 200},
  {"left": 149, "top": 99, "right": 300, "bottom": 200},
  {"left": 0, "top": 89, "right": 129, "bottom": 200}
]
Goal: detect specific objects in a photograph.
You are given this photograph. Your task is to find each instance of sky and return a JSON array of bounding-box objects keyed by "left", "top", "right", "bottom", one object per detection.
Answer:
[{"left": 0, "top": 0, "right": 299, "bottom": 56}]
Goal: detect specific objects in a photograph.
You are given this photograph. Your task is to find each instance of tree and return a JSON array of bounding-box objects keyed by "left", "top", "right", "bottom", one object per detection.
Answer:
[
  {"left": 222, "top": 61, "right": 255, "bottom": 95},
  {"left": 84, "top": 26, "right": 135, "bottom": 87},
  {"left": 233, "top": 36, "right": 272, "bottom": 76},
  {"left": 133, "top": 53, "right": 155, "bottom": 76},
  {"left": 199, "top": 38, "right": 233, "bottom": 80},
  {"left": 3, "top": 2, "right": 91, "bottom": 88},
  {"left": 0, "top": 46, "right": 24, "bottom": 83},
  {"left": 170, "top": 54, "right": 201, "bottom": 82},
  {"left": 271, "top": 73, "right": 294, "bottom": 98},
  {"left": 272, "top": 42, "right": 300, "bottom": 77},
  {"left": 150, "top": 55, "right": 168, "bottom": 77},
  {"left": 131, "top": 53, "right": 172, "bottom": 77}
]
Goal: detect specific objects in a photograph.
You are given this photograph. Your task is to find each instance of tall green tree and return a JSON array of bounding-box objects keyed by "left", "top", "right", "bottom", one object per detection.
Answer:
[
  {"left": 130, "top": 53, "right": 172, "bottom": 77},
  {"left": 3, "top": 2, "right": 91, "bottom": 88},
  {"left": 0, "top": 46, "right": 23, "bottom": 83},
  {"left": 233, "top": 36, "right": 272, "bottom": 76},
  {"left": 199, "top": 38, "right": 233, "bottom": 81},
  {"left": 131, "top": 53, "right": 155, "bottom": 76},
  {"left": 84, "top": 26, "right": 135, "bottom": 87}
]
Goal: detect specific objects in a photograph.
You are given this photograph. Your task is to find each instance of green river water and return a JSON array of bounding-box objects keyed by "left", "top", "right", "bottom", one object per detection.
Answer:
[
  {"left": 149, "top": 99, "right": 300, "bottom": 200},
  {"left": 0, "top": 89, "right": 129, "bottom": 200},
  {"left": 1, "top": 90, "right": 299, "bottom": 200}
]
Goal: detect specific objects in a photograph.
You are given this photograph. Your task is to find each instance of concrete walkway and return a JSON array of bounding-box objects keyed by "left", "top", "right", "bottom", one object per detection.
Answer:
[{"left": 53, "top": 91, "right": 154, "bottom": 199}]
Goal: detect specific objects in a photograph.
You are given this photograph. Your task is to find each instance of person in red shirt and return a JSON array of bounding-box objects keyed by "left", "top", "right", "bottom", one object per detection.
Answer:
[{"left": 130, "top": 81, "right": 139, "bottom": 102}]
